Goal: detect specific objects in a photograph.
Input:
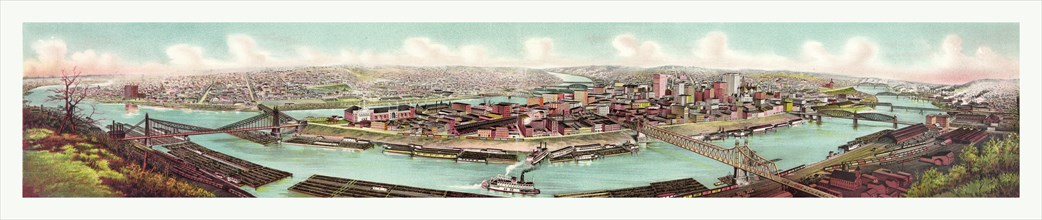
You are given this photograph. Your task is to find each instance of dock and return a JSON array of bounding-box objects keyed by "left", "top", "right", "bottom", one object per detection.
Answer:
[
  {"left": 380, "top": 144, "right": 518, "bottom": 164},
  {"left": 287, "top": 135, "right": 374, "bottom": 151},
  {"left": 548, "top": 143, "right": 639, "bottom": 163},
  {"left": 288, "top": 174, "right": 498, "bottom": 198},
  {"left": 164, "top": 142, "right": 292, "bottom": 188},
  {"left": 554, "top": 178, "right": 710, "bottom": 198}
]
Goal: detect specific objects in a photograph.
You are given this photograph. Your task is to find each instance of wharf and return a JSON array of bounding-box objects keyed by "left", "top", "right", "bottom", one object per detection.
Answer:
[
  {"left": 289, "top": 174, "right": 497, "bottom": 198},
  {"left": 554, "top": 178, "right": 710, "bottom": 198},
  {"left": 164, "top": 142, "right": 292, "bottom": 188},
  {"left": 287, "top": 135, "right": 374, "bottom": 151}
]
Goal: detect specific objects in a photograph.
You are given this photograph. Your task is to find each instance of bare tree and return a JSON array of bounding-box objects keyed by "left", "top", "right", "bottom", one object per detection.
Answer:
[{"left": 47, "top": 67, "right": 98, "bottom": 134}]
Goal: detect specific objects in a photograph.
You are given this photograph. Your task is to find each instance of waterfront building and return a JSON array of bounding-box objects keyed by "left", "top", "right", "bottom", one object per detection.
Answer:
[
  {"left": 123, "top": 85, "right": 143, "bottom": 99},
  {"left": 370, "top": 105, "right": 416, "bottom": 121},
  {"left": 344, "top": 106, "right": 373, "bottom": 123}
]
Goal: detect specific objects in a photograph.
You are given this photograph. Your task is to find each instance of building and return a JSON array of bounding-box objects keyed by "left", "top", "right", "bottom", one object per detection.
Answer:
[
  {"left": 822, "top": 79, "right": 835, "bottom": 89},
  {"left": 526, "top": 96, "right": 544, "bottom": 107},
  {"left": 451, "top": 102, "right": 472, "bottom": 114},
  {"left": 925, "top": 114, "right": 950, "bottom": 130},
  {"left": 370, "top": 105, "right": 416, "bottom": 121},
  {"left": 723, "top": 73, "right": 741, "bottom": 96},
  {"left": 829, "top": 169, "right": 862, "bottom": 191},
  {"left": 653, "top": 74, "right": 670, "bottom": 98},
  {"left": 492, "top": 103, "right": 514, "bottom": 116},
  {"left": 344, "top": 106, "right": 374, "bottom": 123},
  {"left": 885, "top": 123, "right": 929, "bottom": 144},
  {"left": 574, "top": 90, "right": 589, "bottom": 106},
  {"left": 711, "top": 82, "right": 726, "bottom": 100},
  {"left": 542, "top": 93, "right": 561, "bottom": 103},
  {"left": 123, "top": 85, "right": 143, "bottom": 99}
]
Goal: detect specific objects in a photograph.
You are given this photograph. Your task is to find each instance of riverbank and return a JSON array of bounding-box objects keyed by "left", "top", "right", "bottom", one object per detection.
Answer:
[
  {"left": 300, "top": 124, "right": 634, "bottom": 152},
  {"left": 299, "top": 114, "right": 803, "bottom": 152}
]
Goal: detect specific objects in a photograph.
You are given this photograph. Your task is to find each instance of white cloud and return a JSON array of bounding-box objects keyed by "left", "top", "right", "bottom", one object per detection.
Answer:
[
  {"left": 524, "top": 38, "right": 555, "bottom": 61},
  {"left": 611, "top": 34, "right": 671, "bottom": 66},
  {"left": 227, "top": 34, "right": 271, "bottom": 65},
  {"left": 23, "top": 32, "right": 1019, "bottom": 84},
  {"left": 165, "top": 44, "right": 207, "bottom": 67},
  {"left": 23, "top": 39, "right": 125, "bottom": 76}
]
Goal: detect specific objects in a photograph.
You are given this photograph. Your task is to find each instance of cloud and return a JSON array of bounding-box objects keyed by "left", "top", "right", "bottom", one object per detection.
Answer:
[
  {"left": 690, "top": 31, "right": 792, "bottom": 69},
  {"left": 611, "top": 34, "right": 671, "bottom": 66},
  {"left": 165, "top": 44, "right": 207, "bottom": 67},
  {"left": 23, "top": 39, "right": 125, "bottom": 76},
  {"left": 227, "top": 34, "right": 271, "bottom": 65},
  {"left": 684, "top": 32, "right": 1017, "bottom": 84},
  {"left": 524, "top": 38, "right": 555, "bottom": 61},
  {"left": 23, "top": 32, "right": 1018, "bottom": 84}
]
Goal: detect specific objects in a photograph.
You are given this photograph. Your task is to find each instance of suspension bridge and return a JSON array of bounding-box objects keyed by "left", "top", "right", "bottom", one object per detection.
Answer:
[{"left": 107, "top": 104, "right": 305, "bottom": 146}]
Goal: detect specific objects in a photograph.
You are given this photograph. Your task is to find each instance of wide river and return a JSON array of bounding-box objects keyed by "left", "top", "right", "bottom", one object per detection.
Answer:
[{"left": 22, "top": 73, "right": 941, "bottom": 197}]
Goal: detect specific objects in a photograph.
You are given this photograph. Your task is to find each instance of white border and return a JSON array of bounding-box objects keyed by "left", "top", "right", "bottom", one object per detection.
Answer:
[{"left": 2, "top": 1, "right": 1039, "bottom": 219}]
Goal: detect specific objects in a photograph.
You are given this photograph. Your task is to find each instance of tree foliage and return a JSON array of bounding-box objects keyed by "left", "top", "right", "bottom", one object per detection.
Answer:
[
  {"left": 906, "top": 133, "right": 1019, "bottom": 197},
  {"left": 23, "top": 127, "right": 216, "bottom": 197}
]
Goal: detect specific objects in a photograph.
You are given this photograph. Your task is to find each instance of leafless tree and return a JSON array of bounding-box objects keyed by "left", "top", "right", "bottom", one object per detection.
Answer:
[{"left": 47, "top": 67, "right": 99, "bottom": 134}]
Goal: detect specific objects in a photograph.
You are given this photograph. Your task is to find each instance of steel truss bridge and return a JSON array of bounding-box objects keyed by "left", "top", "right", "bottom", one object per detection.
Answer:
[
  {"left": 108, "top": 104, "right": 304, "bottom": 146},
  {"left": 792, "top": 110, "right": 917, "bottom": 128},
  {"left": 630, "top": 121, "right": 838, "bottom": 198},
  {"left": 867, "top": 102, "right": 947, "bottom": 113}
]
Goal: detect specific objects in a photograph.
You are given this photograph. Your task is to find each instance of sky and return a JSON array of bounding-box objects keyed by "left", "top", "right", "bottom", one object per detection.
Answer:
[{"left": 23, "top": 23, "right": 1019, "bottom": 84}]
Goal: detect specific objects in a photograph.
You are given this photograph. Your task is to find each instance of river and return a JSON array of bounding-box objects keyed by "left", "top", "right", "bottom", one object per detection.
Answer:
[{"left": 21, "top": 73, "right": 940, "bottom": 198}]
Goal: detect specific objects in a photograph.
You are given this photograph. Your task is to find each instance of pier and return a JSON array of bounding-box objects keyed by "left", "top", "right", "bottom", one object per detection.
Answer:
[
  {"left": 288, "top": 174, "right": 497, "bottom": 197},
  {"left": 554, "top": 178, "right": 710, "bottom": 198},
  {"left": 163, "top": 142, "right": 292, "bottom": 188}
]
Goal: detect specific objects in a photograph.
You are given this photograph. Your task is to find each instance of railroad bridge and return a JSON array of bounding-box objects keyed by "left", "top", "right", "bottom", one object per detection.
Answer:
[
  {"left": 107, "top": 104, "right": 305, "bottom": 146},
  {"left": 627, "top": 120, "right": 837, "bottom": 198},
  {"left": 792, "top": 110, "right": 916, "bottom": 128},
  {"left": 866, "top": 102, "right": 946, "bottom": 113}
]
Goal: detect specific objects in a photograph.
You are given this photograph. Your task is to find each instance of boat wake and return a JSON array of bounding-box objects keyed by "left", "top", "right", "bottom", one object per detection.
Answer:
[
  {"left": 503, "top": 161, "right": 525, "bottom": 175},
  {"left": 449, "top": 184, "right": 484, "bottom": 190}
]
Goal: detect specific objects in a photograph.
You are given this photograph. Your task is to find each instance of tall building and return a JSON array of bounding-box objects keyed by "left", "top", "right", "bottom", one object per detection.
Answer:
[
  {"left": 723, "top": 73, "right": 741, "bottom": 96},
  {"left": 653, "top": 74, "right": 670, "bottom": 98}
]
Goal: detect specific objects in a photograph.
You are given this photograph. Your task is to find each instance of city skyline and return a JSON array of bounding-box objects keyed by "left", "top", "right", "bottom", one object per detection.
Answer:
[{"left": 23, "top": 23, "right": 1019, "bottom": 84}]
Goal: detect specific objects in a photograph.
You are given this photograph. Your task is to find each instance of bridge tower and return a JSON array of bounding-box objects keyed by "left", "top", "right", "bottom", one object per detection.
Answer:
[
  {"left": 732, "top": 137, "right": 757, "bottom": 186},
  {"left": 143, "top": 113, "right": 151, "bottom": 146},
  {"left": 271, "top": 106, "right": 282, "bottom": 140},
  {"left": 852, "top": 110, "right": 858, "bottom": 127}
]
